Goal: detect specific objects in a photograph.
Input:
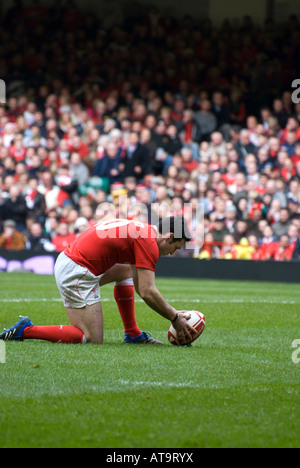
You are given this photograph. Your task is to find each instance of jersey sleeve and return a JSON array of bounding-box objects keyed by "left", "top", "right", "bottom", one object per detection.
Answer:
[{"left": 133, "top": 226, "right": 159, "bottom": 271}]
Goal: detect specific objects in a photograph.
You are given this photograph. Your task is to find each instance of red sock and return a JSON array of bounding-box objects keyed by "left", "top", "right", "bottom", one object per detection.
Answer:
[
  {"left": 23, "top": 325, "right": 85, "bottom": 344},
  {"left": 114, "top": 281, "right": 141, "bottom": 338}
]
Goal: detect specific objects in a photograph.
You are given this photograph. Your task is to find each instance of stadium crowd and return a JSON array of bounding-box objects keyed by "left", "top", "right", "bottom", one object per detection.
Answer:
[{"left": 1, "top": 1, "right": 300, "bottom": 261}]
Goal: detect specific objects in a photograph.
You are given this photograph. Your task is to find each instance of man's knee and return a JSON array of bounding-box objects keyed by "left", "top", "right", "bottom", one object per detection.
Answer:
[
  {"left": 82, "top": 320, "right": 103, "bottom": 345},
  {"left": 85, "top": 333, "right": 103, "bottom": 345},
  {"left": 66, "top": 304, "right": 103, "bottom": 345}
]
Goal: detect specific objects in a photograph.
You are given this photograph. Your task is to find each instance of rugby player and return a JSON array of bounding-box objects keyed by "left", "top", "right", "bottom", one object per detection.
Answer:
[{"left": 0, "top": 217, "right": 196, "bottom": 346}]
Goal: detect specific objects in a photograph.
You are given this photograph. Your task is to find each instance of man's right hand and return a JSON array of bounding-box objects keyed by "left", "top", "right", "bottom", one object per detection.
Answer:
[
  {"left": 173, "top": 312, "right": 196, "bottom": 345},
  {"left": 136, "top": 269, "right": 197, "bottom": 345}
]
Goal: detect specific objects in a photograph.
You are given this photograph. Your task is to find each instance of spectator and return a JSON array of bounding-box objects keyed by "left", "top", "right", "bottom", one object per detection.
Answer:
[
  {"left": 209, "top": 131, "right": 227, "bottom": 156},
  {"left": 51, "top": 222, "right": 76, "bottom": 252},
  {"left": 119, "top": 132, "right": 151, "bottom": 180},
  {"left": 194, "top": 99, "right": 217, "bottom": 141},
  {"left": 44, "top": 209, "right": 60, "bottom": 239},
  {"left": 221, "top": 234, "right": 238, "bottom": 258},
  {"left": 261, "top": 225, "right": 278, "bottom": 260},
  {"left": 69, "top": 152, "right": 90, "bottom": 187},
  {"left": 273, "top": 98, "right": 289, "bottom": 129},
  {"left": 210, "top": 216, "right": 229, "bottom": 243},
  {"left": 165, "top": 125, "right": 182, "bottom": 156},
  {"left": 25, "top": 177, "right": 46, "bottom": 225},
  {"left": 272, "top": 208, "right": 292, "bottom": 237},
  {"left": 68, "top": 136, "right": 89, "bottom": 160},
  {"left": 257, "top": 148, "right": 272, "bottom": 173},
  {"left": 0, "top": 220, "right": 25, "bottom": 250},
  {"left": 181, "top": 148, "right": 199, "bottom": 174},
  {"left": 177, "top": 109, "right": 202, "bottom": 156},
  {"left": 273, "top": 235, "right": 294, "bottom": 261},
  {"left": 93, "top": 141, "right": 122, "bottom": 183},
  {"left": 234, "top": 129, "right": 258, "bottom": 159},
  {"left": 281, "top": 157, "right": 296, "bottom": 182},
  {"left": 211, "top": 91, "right": 230, "bottom": 136},
  {"left": 55, "top": 166, "right": 79, "bottom": 207},
  {"left": 222, "top": 161, "right": 239, "bottom": 193},
  {"left": 288, "top": 223, "right": 299, "bottom": 247},
  {"left": 3, "top": 186, "right": 27, "bottom": 231},
  {"left": 249, "top": 234, "right": 266, "bottom": 261},
  {"left": 225, "top": 205, "right": 238, "bottom": 232},
  {"left": 140, "top": 128, "right": 158, "bottom": 168},
  {"left": 228, "top": 89, "right": 246, "bottom": 125},
  {"left": 292, "top": 236, "right": 300, "bottom": 260},
  {"left": 234, "top": 220, "right": 250, "bottom": 243},
  {"left": 26, "top": 222, "right": 56, "bottom": 252},
  {"left": 73, "top": 217, "right": 90, "bottom": 236}
]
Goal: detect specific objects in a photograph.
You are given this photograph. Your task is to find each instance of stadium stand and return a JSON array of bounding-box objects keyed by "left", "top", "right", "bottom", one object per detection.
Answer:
[{"left": 0, "top": 1, "right": 300, "bottom": 261}]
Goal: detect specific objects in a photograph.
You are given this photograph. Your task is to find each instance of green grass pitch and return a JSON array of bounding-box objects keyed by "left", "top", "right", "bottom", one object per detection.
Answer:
[{"left": 0, "top": 272, "right": 299, "bottom": 448}]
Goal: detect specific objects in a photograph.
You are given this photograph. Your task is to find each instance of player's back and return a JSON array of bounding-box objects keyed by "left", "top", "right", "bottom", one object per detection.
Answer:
[{"left": 64, "top": 219, "right": 159, "bottom": 276}]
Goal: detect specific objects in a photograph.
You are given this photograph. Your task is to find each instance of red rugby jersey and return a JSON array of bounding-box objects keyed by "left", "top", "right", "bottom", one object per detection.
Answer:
[{"left": 64, "top": 219, "right": 159, "bottom": 276}]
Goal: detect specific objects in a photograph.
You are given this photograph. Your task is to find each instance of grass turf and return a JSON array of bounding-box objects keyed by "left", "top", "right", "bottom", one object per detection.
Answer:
[{"left": 0, "top": 272, "right": 299, "bottom": 448}]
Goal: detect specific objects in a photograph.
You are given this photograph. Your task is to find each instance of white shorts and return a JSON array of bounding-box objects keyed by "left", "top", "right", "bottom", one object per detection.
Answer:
[{"left": 55, "top": 252, "right": 103, "bottom": 309}]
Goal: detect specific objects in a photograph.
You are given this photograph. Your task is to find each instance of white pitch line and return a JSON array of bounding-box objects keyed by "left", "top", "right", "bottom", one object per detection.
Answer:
[
  {"left": 0, "top": 298, "right": 297, "bottom": 305},
  {"left": 119, "top": 379, "right": 204, "bottom": 389},
  {"left": 117, "top": 380, "right": 297, "bottom": 392}
]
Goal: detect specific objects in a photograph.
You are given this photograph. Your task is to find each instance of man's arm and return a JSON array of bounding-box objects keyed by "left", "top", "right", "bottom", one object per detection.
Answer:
[{"left": 136, "top": 267, "right": 196, "bottom": 344}]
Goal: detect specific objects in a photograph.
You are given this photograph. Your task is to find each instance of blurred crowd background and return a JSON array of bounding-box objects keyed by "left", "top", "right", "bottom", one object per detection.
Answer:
[{"left": 1, "top": 0, "right": 300, "bottom": 261}]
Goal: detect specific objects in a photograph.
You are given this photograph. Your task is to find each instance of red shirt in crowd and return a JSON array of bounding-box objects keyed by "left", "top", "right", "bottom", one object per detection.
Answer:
[
  {"left": 273, "top": 245, "right": 294, "bottom": 261},
  {"left": 52, "top": 233, "right": 77, "bottom": 253},
  {"left": 261, "top": 239, "right": 278, "bottom": 259}
]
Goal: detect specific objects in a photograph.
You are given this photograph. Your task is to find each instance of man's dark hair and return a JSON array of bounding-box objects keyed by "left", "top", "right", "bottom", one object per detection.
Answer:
[{"left": 157, "top": 216, "right": 192, "bottom": 243}]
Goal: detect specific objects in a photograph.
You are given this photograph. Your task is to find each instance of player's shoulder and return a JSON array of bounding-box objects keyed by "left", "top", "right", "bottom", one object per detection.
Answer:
[
  {"left": 93, "top": 218, "right": 157, "bottom": 241},
  {"left": 129, "top": 220, "right": 158, "bottom": 240}
]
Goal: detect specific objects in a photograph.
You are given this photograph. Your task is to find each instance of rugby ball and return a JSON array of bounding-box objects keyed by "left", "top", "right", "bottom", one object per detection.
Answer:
[{"left": 168, "top": 311, "right": 206, "bottom": 346}]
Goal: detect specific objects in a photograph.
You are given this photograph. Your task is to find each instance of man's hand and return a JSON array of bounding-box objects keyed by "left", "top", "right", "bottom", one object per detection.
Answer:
[
  {"left": 136, "top": 269, "right": 198, "bottom": 345},
  {"left": 173, "top": 312, "right": 197, "bottom": 345}
]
